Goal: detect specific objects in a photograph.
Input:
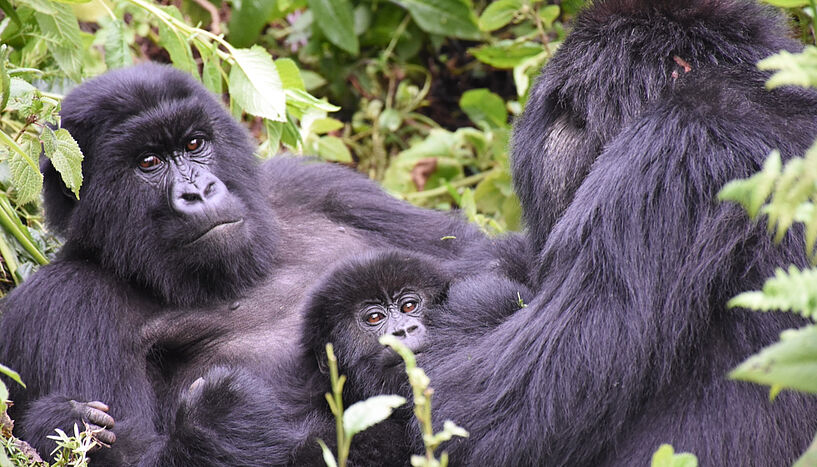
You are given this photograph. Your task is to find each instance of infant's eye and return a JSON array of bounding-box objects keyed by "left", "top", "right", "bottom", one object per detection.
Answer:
[
  {"left": 365, "top": 312, "right": 385, "bottom": 325},
  {"left": 401, "top": 301, "right": 417, "bottom": 313}
]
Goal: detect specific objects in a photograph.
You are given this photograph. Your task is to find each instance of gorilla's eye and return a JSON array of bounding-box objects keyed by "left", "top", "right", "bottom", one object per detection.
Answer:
[
  {"left": 365, "top": 312, "right": 385, "bottom": 325},
  {"left": 138, "top": 155, "right": 162, "bottom": 171},
  {"left": 186, "top": 138, "right": 204, "bottom": 152},
  {"left": 401, "top": 301, "right": 417, "bottom": 313}
]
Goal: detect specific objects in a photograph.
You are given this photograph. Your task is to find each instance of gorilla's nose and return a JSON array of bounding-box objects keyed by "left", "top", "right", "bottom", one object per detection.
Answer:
[
  {"left": 392, "top": 325, "right": 419, "bottom": 338},
  {"left": 171, "top": 172, "right": 227, "bottom": 216}
]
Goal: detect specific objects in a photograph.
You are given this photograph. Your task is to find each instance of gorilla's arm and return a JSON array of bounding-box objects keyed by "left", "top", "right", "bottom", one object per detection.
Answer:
[
  {"left": 0, "top": 262, "right": 161, "bottom": 464},
  {"left": 425, "top": 78, "right": 817, "bottom": 466}
]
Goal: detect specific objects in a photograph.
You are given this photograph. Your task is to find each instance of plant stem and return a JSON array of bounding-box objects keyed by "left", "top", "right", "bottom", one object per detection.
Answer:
[{"left": 404, "top": 170, "right": 497, "bottom": 201}]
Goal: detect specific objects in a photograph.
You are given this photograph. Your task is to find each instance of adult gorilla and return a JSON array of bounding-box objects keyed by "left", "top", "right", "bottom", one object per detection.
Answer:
[
  {"left": 0, "top": 64, "right": 499, "bottom": 465},
  {"left": 421, "top": 0, "right": 817, "bottom": 465}
]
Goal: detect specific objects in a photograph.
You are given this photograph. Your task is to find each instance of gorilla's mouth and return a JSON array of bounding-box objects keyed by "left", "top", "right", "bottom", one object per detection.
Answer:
[{"left": 187, "top": 219, "right": 244, "bottom": 246}]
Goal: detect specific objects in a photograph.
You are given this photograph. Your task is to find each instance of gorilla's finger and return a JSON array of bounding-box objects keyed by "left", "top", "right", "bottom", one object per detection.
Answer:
[
  {"left": 70, "top": 400, "right": 115, "bottom": 428},
  {"left": 86, "top": 401, "right": 110, "bottom": 413},
  {"left": 88, "top": 424, "right": 116, "bottom": 446}
]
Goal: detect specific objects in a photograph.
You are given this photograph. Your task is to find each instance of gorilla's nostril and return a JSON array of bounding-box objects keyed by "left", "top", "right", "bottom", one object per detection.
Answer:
[{"left": 181, "top": 192, "right": 202, "bottom": 203}]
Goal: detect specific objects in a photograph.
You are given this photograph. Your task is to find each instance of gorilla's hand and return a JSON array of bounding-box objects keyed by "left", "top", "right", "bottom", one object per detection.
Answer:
[{"left": 68, "top": 400, "right": 116, "bottom": 447}]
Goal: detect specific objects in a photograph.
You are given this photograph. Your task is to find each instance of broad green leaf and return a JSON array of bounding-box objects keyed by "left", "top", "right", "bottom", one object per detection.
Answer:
[
  {"left": 101, "top": 19, "right": 133, "bottom": 70},
  {"left": 718, "top": 150, "right": 781, "bottom": 219},
  {"left": 478, "top": 0, "right": 521, "bottom": 32},
  {"left": 393, "top": 0, "right": 481, "bottom": 40},
  {"left": 228, "top": 0, "right": 281, "bottom": 48},
  {"left": 651, "top": 444, "right": 699, "bottom": 467},
  {"left": 0, "top": 363, "right": 24, "bottom": 387},
  {"left": 308, "top": 0, "right": 359, "bottom": 55},
  {"left": 265, "top": 120, "right": 283, "bottom": 157},
  {"left": 8, "top": 139, "right": 43, "bottom": 205},
  {"left": 5, "top": 78, "right": 36, "bottom": 112},
  {"left": 281, "top": 114, "right": 303, "bottom": 149},
  {"left": 301, "top": 70, "right": 328, "bottom": 91},
  {"left": 378, "top": 108, "right": 402, "bottom": 132},
  {"left": 34, "top": 4, "right": 83, "bottom": 81},
  {"left": 459, "top": 88, "right": 507, "bottom": 129},
  {"left": 310, "top": 118, "right": 344, "bottom": 134},
  {"left": 538, "top": 5, "right": 560, "bottom": 29},
  {"left": 730, "top": 325, "right": 817, "bottom": 394},
  {"left": 470, "top": 41, "right": 546, "bottom": 69},
  {"left": 276, "top": 58, "right": 305, "bottom": 91},
  {"left": 201, "top": 48, "right": 223, "bottom": 95},
  {"left": 157, "top": 6, "right": 197, "bottom": 76},
  {"left": 316, "top": 439, "right": 338, "bottom": 467},
  {"left": 15, "top": 0, "right": 56, "bottom": 14},
  {"left": 342, "top": 394, "right": 406, "bottom": 437},
  {"left": 316, "top": 136, "right": 352, "bottom": 163},
  {"left": 41, "top": 127, "right": 83, "bottom": 199},
  {"left": 285, "top": 88, "right": 340, "bottom": 112},
  {"left": 229, "top": 46, "right": 286, "bottom": 122}
]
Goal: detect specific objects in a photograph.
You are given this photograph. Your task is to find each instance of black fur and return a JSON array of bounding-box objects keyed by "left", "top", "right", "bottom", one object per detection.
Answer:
[
  {"left": 419, "top": 0, "right": 817, "bottom": 465},
  {"left": 0, "top": 64, "right": 495, "bottom": 464}
]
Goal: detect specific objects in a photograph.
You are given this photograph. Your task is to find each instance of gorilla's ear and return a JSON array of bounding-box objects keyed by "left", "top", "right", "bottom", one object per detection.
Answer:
[
  {"left": 41, "top": 156, "right": 78, "bottom": 235},
  {"left": 315, "top": 349, "right": 329, "bottom": 374}
]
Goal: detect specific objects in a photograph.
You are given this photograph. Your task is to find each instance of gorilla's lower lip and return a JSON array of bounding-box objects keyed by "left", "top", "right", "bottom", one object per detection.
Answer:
[{"left": 187, "top": 219, "right": 244, "bottom": 245}]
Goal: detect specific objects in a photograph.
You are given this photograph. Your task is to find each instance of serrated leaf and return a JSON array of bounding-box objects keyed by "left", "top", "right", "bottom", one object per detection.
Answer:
[
  {"left": 8, "top": 139, "right": 43, "bottom": 205},
  {"left": 727, "top": 265, "right": 817, "bottom": 320},
  {"left": 227, "top": 0, "right": 281, "bottom": 48},
  {"left": 276, "top": 58, "right": 305, "bottom": 91},
  {"left": 229, "top": 46, "right": 286, "bottom": 122},
  {"left": 393, "top": 0, "right": 481, "bottom": 40},
  {"left": 718, "top": 150, "right": 781, "bottom": 218},
  {"left": 460, "top": 88, "right": 507, "bottom": 129},
  {"left": 308, "top": 0, "right": 359, "bottom": 55},
  {"left": 101, "top": 19, "right": 132, "bottom": 70},
  {"left": 42, "top": 127, "right": 83, "bottom": 199},
  {"left": 34, "top": 4, "right": 83, "bottom": 82},
  {"left": 157, "top": 6, "right": 197, "bottom": 76},
  {"left": 342, "top": 394, "right": 406, "bottom": 437},
  {"left": 316, "top": 136, "right": 352, "bottom": 163},
  {"left": 316, "top": 439, "right": 338, "bottom": 467},
  {"left": 651, "top": 444, "right": 699, "bottom": 467},
  {"left": 470, "top": 41, "right": 546, "bottom": 69},
  {"left": 201, "top": 48, "right": 223, "bottom": 95},
  {"left": 758, "top": 46, "right": 817, "bottom": 89},
  {"left": 478, "top": 0, "right": 521, "bottom": 32},
  {"left": 730, "top": 325, "right": 817, "bottom": 394}
]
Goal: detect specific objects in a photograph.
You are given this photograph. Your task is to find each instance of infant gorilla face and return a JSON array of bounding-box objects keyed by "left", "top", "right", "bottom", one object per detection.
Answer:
[{"left": 357, "top": 288, "right": 428, "bottom": 365}]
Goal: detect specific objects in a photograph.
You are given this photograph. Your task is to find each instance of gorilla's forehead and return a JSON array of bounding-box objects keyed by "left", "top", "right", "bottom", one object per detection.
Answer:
[{"left": 106, "top": 98, "right": 215, "bottom": 153}]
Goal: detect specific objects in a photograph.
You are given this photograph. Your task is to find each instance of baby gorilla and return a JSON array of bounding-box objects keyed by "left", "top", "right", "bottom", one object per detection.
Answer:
[{"left": 179, "top": 249, "right": 531, "bottom": 465}]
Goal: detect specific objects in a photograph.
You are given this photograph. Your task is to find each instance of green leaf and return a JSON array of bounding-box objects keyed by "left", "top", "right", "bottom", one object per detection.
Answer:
[
  {"left": 101, "top": 19, "right": 133, "bottom": 70},
  {"left": 0, "top": 51, "right": 9, "bottom": 113},
  {"left": 0, "top": 363, "right": 24, "bottom": 388},
  {"left": 8, "top": 139, "right": 43, "bottom": 205},
  {"left": 0, "top": 0, "right": 20, "bottom": 28},
  {"left": 285, "top": 88, "right": 340, "bottom": 112},
  {"left": 730, "top": 325, "right": 817, "bottom": 394},
  {"left": 478, "top": 0, "right": 521, "bottom": 32},
  {"left": 758, "top": 46, "right": 817, "bottom": 89},
  {"left": 378, "top": 108, "right": 402, "bottom": 132},
  {"left": 459, "top": 88, "right": 508, "bottom": 129},
  {"left": 392, "top": 0, "right": 481, "bottom": 40},
  {"left": 15, "top": 0, "right": 57, "bottom": 14},
  {"left": 201, "top": 48, "right": 223, "bottom": 95},
  {"left": 651, "top": 444, "right": 699, "bottom": 467},
  {"left": 727, "top": 265, "right": 817, "bottom": 320},
  {"left": 316, "top": 136, "right": 352, "bottom": 163},
  {"left": 794, "top": 432, "right": 817, "bottom": 467},
  {"left": 265, "top": 120, "right": 283, "bottom": 157},
  {"left": 34, "top": 3, "right": 83, "bottom": 81},
  {"left": 718, "top": 150, "right": 781, "bottom": 219},
  {"left": 316, "top": 439, "right": 338, "bottom": 467},
  {"left": 276, "top": 58, "right": 305, "bottom": 91},
  {"left": 538, "top": 5, "right": 560, "bottom": 29},
  {"left": 762, "top": 0, "right": 809, "bottom": 7},
  {"left": 229, "top": 46, "right": 286, "bottom": 122},
  {"left": 342, "top": 395, "right": 407, "bottom": 437},
  {"left": 308, "top": 0, "right": 359, "bottom": 55},
  {"left": 470, "top": 41, "right": 546, "bottom": 69},
  {"left": 157, "top": 6, "right": 197, "bottom": 76},
  {"left": 310, "top": 118, "right": 344, "bottom": 134},
  {"left": 41, "top": 127, "right": 83, "bottom": 199},
  {"left": 227, "top": 0, "right": 281, "bottom": 48}
]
